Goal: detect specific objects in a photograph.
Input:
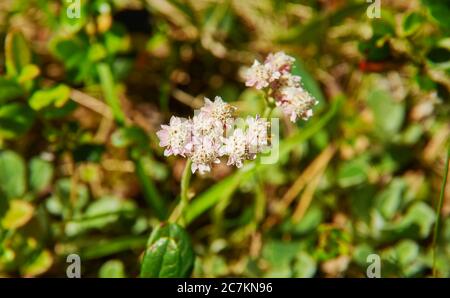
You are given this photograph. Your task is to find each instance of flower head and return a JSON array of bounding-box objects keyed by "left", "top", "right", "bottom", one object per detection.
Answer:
[
  {"left": 221, "top": 129, "right": 248, "bottom": 168},
  {"left": 201, "top": 96, "right": 236, "bottom": 124},
  {"left": 245, "top": 52, "right": 317, "bottom": 123},
  {"left": 190, "top": 136, "right": 222, "bottom": 174},
  {"left": 276, "top": 87, "right": 317, "bottom": 122},
  {"left": 244, "top": 60, "right": 271, "bottom": 90},
  {"left": 157, "top": 97, "right": 270, "bottom": 174},
  {"left": 265, "top": 51, "right": 295, "bottom": 74},
  {"left": 192, "top": 111, "right": 223, "bottom": 140},
  {"left": 156, "top": 116, "right": 192, "bottom": 157}
]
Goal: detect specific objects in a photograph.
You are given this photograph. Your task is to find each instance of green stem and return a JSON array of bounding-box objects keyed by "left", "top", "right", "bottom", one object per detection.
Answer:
[
  {"left": 263, "top": 106, "right": 274, "bottom": 118},
  {"left": 180, "top": 159, "right": 193, "bottom": 210},
  {"left": 432, "top": 146, "right": 450, "bottom": 277},
  {"left": 169, "top": 159, "right": 192, "bottom": 225},
  {"left": 262, "top": 88, "right": 275, "bottom": 118}
]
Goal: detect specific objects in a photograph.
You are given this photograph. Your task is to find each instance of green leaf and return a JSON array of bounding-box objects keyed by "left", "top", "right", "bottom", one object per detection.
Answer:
[
  {"left": 367, "top": 89, "right": 405, "bottom": 137},
  {"left": 140, "top": 223, "right": 195, "bottom": 278},
  {"left": 402, "top": 12, "right": 424, "bottom": 36},
  {"left": 262, "top": 240, "right": 303, "bottom": 277},
  {"left": 29, "top": 157, "right": 54, "bottom": 194},
  {"left": 395, "top": 240, "right": 419, "bottom": 266},
  {"left": 5, "top": 30, "right": 31, "bottom": 77},
  {"left": 383, "top": 202, "right": 436, "bottom": 240},
  {"left": 17, "top": 64, "right": 40, "bottom": 84},
  {"left": 29, "top": 84, "right": 71, "bottom": 111},
  {"left": 42, "top": 100, "right": 77, "bottom": 119},
  {"left": 88, "top": 43, "right": 108, "bottom": 62},
  {"left": 65, "top": 196, "right": 136, "bottom": 236},
  {"left": 402, "top": 202, "right": 436, "bottom": 238},
  {"left": 292, "top": 252, "right": 317, "bottom": 278},
  {"left": 1, "top": 199, "right": 34, "bottom": 229},
  {"left": 0, "top": 151, "right": 27, "bottom": 199},
  {"left": 99, "top": 260, "right": 126, "bottom": 278},
  {"left": 0, "top": 77, "right": 24, "bottom": 103},
  {"left": 337, "top": 156, "right": 369, "bottom": 188},
  {"left": 353, "top": 243, "right": 375, "bottom": 267},
  {"left": 375, "top": 179, "right": 406, "bottom": 220},
  {"left": 104, "top": 25, "right": 130, "bottom": 55},
  {"left": 73, "top": 143, "right": 105, "bottom": 163},
  {"left": 421, "top": 0, "right": 450, "bottom": 30},
  {"left": 0, "top": 103, "right": 35, "bottom": 139},
  {"left": 21, "top": 249, "right": 53, "bottom": 277}
]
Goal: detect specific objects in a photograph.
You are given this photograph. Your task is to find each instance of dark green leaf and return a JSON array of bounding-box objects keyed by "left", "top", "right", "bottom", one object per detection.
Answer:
[
  {"left": 0, "top": 103, "right": 35, "bottom": 139},
  {"left": 0, "top": 77, "right": 24, "bottom": 103},
  {"left": 140, "top": 223, "right": 195, "bottom": 278}
]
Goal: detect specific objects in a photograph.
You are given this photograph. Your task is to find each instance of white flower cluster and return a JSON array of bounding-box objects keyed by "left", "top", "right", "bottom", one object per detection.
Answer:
[
  {"left": 157, "top": 96, "right": 270, "bottom": 174},
  {"left": 245, "top": 52, "right": 318, "bottom": 122}
]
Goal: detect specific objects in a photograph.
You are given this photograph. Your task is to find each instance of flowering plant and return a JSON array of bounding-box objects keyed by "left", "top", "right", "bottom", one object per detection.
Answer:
[{"left": 156, "top": 52, "right": 317, "bottom": 224}]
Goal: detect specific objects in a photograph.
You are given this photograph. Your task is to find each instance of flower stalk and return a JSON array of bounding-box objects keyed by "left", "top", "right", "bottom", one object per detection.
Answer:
[{"left": 169, "top": 159, "right": 192, "bottom": 225}]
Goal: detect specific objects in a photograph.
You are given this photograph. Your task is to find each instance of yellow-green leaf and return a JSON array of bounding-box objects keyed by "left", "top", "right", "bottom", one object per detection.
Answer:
[
  {"left": 1, "top": 199, "right": 34, "bottom": 229},
  {"left": 22, "top": 250, "right": 53, "bottom": 277}
]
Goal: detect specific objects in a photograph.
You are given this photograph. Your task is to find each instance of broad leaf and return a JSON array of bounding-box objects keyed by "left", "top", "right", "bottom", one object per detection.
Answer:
[
  {"left": 140, "top": 223, "right": 195, "bottom": 278},
  {"left": 0, "top": 150, "right": 27, "bottom": 199}
]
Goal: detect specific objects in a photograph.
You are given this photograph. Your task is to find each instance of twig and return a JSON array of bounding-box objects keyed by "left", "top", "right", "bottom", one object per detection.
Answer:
[
  {"left": 292, "top": 170, "right": 322, "bottom": 223},
  {"left": 70, "top": 89, "right": 113, "bottom": 119}
]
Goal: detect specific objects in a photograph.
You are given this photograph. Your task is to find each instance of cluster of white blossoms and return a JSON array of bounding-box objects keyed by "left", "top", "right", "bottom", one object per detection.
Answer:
[
  {"left": 157, "top": 96, "right": 270, "bottom": 174},
  {"left": 245, "top": 51, "right": 318, "bottom": 122}
]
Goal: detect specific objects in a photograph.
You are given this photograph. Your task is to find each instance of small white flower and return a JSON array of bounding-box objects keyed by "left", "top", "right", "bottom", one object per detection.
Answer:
[
  {"left": 246, "top": 116, "right": 269, "bottom": 155},
  {"left": 201, "top": 96, "right": 236, "bottom": 124},
  {"left": 265, "top": 51, "right": 295, "bottom": 75},
  {"left": 221, "top": 128, "right": 248, "bottom": 168},
  {"left": 192, "top": 111, "right": 223, "bottom": 140},
  {"left": 276, "top": 87, "right": 318, "bottom": 122},
  {"left": 156, "top": 116, "right": 192, "bottom": 157},
  {"left": 272, "top": 72, "right": 301, "bottom": 90},
  {"left": 245, "top": 60, "right": 272, "bottom": 90},
  {"left": 190, "top": 136, "right": 221, "bottom": 174}
]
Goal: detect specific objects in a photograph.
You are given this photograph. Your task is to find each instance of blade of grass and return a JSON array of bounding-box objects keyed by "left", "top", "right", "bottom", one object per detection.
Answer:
[
  {"left": 97, "top": 63, "right": 126, "bottom": 126},
  {"left": 134, "top": 156, "right": 168, "bottom": 219},
  {"left": 432, "top": 146, "right": 450, "bottom": 277},
  {"left": 78, "top": 236, "right": 147, "bottom": 260}
]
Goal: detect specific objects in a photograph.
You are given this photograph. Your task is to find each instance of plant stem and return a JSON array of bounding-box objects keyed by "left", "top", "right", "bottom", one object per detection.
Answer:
[
  {"left": 169, "top": 159, "right": 192, "bottom": 225},
  {"left": 432, "top": 146, "right": 450, "bottom": 277},
  {"left": 263, "top": 106, "right": 274, "bottom": 118},
  {"left": 262, "top": 89, "right": 275, "bottom": 118}
]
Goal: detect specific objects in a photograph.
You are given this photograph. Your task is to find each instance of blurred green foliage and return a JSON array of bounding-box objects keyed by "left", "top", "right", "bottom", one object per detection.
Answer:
[{"left": 0, "top": 0, "right": 449, "bottom": 277}]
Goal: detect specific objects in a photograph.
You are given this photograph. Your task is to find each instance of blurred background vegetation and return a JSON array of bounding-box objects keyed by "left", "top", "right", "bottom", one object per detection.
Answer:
[{"left": 0, "top": 0, "right": 449, "bottom": 278}]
